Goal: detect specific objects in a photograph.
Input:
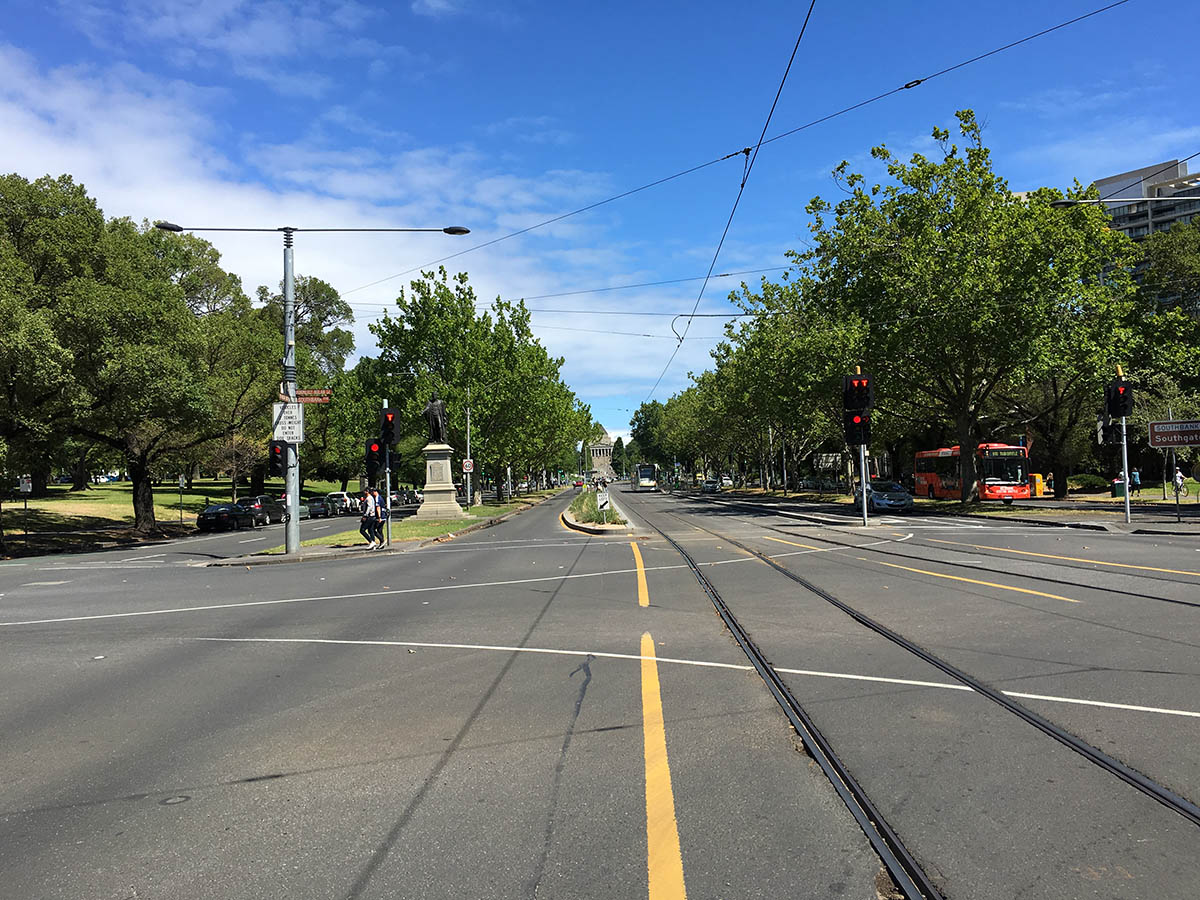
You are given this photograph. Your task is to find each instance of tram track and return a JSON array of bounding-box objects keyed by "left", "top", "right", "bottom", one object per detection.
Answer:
[
  {"left": 689, "top": 493, "right": 1200, "bottom": 606},
  {"left": 629, "top": 493, "right": 1200, "bottom": 897}
]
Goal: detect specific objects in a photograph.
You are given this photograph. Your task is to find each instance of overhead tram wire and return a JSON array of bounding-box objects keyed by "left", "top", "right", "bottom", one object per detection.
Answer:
[
  {"left": 1097, "top": 148, "right": 1200, "bottom": 201},
  {"left": 644, "top": 0, "right": 818, "bottom": 403},
  {"left": 340, "top": 0, "right": 1135, "bottom": 302}
]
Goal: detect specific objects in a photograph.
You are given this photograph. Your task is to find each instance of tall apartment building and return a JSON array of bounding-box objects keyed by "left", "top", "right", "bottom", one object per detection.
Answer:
[{"left": 1093, "top": 160, "right": 1200, "bottom": 241}]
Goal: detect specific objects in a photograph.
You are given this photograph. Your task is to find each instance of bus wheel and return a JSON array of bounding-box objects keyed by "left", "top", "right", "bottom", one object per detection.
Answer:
[{"left": 1002, "top": 498, "right": 1013, "bottom": 505}]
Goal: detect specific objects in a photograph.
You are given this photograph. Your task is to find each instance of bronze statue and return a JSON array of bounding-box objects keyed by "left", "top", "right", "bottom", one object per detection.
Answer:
[{"left": 423, "top": 393, "right": 448, "bottom": 444}]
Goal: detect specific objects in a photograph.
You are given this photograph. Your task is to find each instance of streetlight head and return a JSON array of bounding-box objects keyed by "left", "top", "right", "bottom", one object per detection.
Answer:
[
  {"left": 442, "top": 226, "right": 470, "bottom": 235},
  {"left": 155, "top": 221, "right": 185, "bottom": 232},
  {"left": 1049, "top": 199, "right": 1077, "bottom": 209}
]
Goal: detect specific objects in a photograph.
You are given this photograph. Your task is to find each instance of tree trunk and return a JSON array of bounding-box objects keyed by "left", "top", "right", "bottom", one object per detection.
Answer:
[
  {"left": 70, "top": 446, "right": 92, "bottom": 492},
  {"left": 31, "top": 466, "right": 49, "bottom": 498},
  {"left": 340, "top": 471, "right": 350, "bottom": 492},
  {"left": 128, "top": 452, "right": 158, "bottom": 533},
  {"left": 250, "top": 463, "right": 265, "bottom": 496},
  {"left": 956, "top": 417, "right": 979, "bottom": 502}
]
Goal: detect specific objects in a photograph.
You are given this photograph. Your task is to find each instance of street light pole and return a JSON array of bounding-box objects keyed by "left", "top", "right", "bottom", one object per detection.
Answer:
[
  {"left": 466, "top": 385, "right": 472, "bottom": 507},
  {"left": 154, "top": 221, "right": 469, "bottom": 554},
  {"left": 282, "top": 228, "right": 300, "bottom": 553}
]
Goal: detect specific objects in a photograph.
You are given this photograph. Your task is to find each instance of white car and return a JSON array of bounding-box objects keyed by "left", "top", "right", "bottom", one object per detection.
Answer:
[
  {"left": 853, "top": 481, "right": 914, "bottom": 513},
  {"left": 325, "top": 492, "right": 357, "bottom": 515}
]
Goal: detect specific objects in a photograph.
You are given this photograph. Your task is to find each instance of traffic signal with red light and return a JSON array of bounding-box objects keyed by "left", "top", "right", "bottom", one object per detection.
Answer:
[
  {"left": 842, "top": 373, "right": 874, "bottom": 412},
  {"left": 380, "top": 408, "right": 398, "bottom": 445},
  {"left": 1105, "top": 378, "right": 1134, "bottom": 418},
  {"left": 268, "top": 440, "right": 286, "bottom": 477},
  {"left": 365, "top": 438, "right": 382, "bottom": 481},
  {"left": 843, "top": 409, "right": 871, "bottom": 445}
]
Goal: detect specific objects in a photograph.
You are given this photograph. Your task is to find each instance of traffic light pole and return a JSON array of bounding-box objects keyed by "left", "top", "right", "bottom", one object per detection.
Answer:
[
  {"left": 859, "top": 442, "right": 869, "bottom": 527},
  {"left": 383, "top": 398, "right": 392, "bottom": 547},
  {"left": 282, "top": 229, "right": 300, "bottom": 556},
  {"left": 1120, "top": 416, "right": 1131, "bottom": 524}
]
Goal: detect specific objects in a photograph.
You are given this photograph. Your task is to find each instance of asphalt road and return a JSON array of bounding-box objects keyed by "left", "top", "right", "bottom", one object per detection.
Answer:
[{"left": 2, "top": 487, "right": 1197, "bottom": 898}]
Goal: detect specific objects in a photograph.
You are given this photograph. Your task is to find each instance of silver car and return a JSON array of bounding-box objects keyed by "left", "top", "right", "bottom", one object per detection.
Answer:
[{"left": 853, "top": 480, "right": 914, "bottom": 512}]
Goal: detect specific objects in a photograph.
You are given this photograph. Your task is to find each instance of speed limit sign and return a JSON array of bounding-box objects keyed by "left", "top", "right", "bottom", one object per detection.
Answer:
[{"left": 462, "top": 458, "right": 474, "bottom": 473}]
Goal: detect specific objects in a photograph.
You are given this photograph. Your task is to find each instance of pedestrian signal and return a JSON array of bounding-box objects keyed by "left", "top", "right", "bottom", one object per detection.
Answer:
[{"left": 268, "top": 440, "right": 286, "bottom": 476}]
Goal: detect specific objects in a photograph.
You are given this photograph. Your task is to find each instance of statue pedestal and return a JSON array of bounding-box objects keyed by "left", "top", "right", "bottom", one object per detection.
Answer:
[{"left": 416, "top": 443, "right": 468, "bottom": 519}]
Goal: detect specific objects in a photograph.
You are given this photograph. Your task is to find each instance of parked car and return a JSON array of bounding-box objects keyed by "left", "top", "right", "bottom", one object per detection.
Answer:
[
  {"left": 306, "top": 496, "right": 335, "bottom": 518},
  {"left": 701, "top": 479, "right": 720, "bottom": 494},
  {"left": 197, "top": 503, "right": 256, "bottom": 531},
  {"left": 325, "top": 492, "right": 357, "bottom": 515},
  {"left": 853, "top": 481, "right": 914, "bottom": 513},
  {"left": 239, "top": 494, "right": 288, "bottom": 525},
  {"left": 720, "top": 475, "right": 733, "bottom": 487}
]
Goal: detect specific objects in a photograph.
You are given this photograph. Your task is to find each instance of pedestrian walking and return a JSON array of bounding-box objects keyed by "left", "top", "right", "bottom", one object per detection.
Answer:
[
  {"left": 370, "top": 487, "right": 387, "bottom": 548},
  {"left": 1130, "top": 467, "right": 1141, "bottom": 496},
  {"left": 359, "top": 489, "right": 379, "bottom": 548}
]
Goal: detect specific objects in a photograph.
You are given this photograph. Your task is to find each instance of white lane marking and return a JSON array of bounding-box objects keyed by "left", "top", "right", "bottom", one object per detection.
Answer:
[
  {"left": 34, "top": 565, "right": 169, "bottom": 571},
  {"left": 119, "top": 553, "right": 166, "bottom": 562},
  {"left": 0, "top": 563, "right": 30, "bottom": 567},
  {"left": 20, "top": 581, "right": 72, "bottom": 587},
  {"left": 238, "top": 537, "right": 266, "bottom": 544},
  {"left": 197, "top": 637, "right": 1200, "bottom": 720},
  {"left": 1002, "top": 690, "right": 1200, "bottom": 718},
  {"left": 312, "top": 525, "right": 331, "bottom": 531},
  {"left": 0, "top": 562, "right": 695, "bottom": 627}
]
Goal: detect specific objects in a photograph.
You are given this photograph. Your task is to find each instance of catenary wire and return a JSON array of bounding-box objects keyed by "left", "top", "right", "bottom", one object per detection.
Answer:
[
  {"left": 644, "top": 1, "right": 817, "bottom": 402},
  {"left": 1096, "top": 149, "right": 1200, "bottom": 201},
  {"left": 340, "top": 0, "right": 1135, "bottom": 301}
]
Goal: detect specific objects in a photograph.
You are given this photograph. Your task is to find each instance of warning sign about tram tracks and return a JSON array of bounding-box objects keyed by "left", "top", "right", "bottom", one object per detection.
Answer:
[{"left": 1148, "top": 420, "right": 1200, "bottom": 448}]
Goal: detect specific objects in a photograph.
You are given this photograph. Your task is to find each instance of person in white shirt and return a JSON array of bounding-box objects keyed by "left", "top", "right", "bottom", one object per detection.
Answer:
[{"left": 359, "top": 489, "right": 378, "bottom": 547}]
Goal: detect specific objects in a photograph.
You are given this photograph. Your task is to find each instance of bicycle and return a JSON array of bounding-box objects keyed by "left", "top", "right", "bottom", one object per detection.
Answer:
[{"left": 1173, "top": 481, "right": 1189, "bottom": 499}]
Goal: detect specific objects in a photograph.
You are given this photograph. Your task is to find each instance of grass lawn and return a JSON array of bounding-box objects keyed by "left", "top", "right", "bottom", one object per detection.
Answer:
[
  {"left": 258, "top": 489, "right": 564, "bottom": 553},
  {"left": 0, "top": 478, "right": 348, "bottom": 557}
]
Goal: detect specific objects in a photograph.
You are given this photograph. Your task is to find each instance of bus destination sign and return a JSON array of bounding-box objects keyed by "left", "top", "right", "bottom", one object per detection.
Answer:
[{"left": 984, "top": 448, "right": 1026, "bottom": 457}]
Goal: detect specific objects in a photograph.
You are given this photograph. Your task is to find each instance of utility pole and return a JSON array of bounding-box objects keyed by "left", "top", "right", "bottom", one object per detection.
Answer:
[
  {"left": 282, "top": 228, "right": 300, "bottom": 555},
  {"left": 383, "top": 398, "right": 392, "bottom": 546}
]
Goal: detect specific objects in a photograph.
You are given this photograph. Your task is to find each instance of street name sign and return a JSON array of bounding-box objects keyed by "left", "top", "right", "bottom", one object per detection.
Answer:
[
  {"left": 272, "top": 402, "right": 305, "bottom": 443},
  {"left": 1148, "top": 420, "right": 1200, "bottom": 449}
]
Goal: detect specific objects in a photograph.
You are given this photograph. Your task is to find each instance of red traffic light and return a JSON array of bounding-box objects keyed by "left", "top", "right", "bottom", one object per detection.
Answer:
[
  {"left": 852, "top": 414, "right": 862, "bottom": 424},
  {"left": 384, "top": 412, "right": 394, "bottom": 422},
  {"left": 369, "top": 442, "right": 380, "bottom": 452}
]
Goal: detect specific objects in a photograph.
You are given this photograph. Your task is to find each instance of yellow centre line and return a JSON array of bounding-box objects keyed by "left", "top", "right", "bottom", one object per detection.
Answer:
[
  {"left": 763, "top": 536, "right": 825, "bottom": 551},
  {"left": 641, "top": 632, "right": 688, "bottom": 900},
  {"left": 632, "top": 542, "right": 650, "bottom": 607},
  {"left": 874, "top": 560, "right": 1079, "bottom": 603},
  {"left": 927, "top": 538, "right": 1200, "bottom": 578}
]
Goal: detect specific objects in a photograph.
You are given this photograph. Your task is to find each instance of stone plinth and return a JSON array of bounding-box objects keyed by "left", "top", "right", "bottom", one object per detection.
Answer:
[{"left": 416, "top": 443, "right": 468, "bottom": 519}]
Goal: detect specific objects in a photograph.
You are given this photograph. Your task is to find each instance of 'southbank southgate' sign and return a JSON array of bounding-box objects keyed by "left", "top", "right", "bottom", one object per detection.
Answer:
[{"left": 1148, "top": 420, "right": 1200, "bottom": 449}]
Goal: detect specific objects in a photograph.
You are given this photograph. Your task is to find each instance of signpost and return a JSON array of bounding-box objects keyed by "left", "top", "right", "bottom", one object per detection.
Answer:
[
  {"left": 19, "top": 476, "right": 31, "bottom": 548},
  {"left": 597, "top": 488, "right": 610, "bottom": 524},
  {"left": 462, "top": 459, "right": 474, "bottom": 473},
  {"left": 1148, "top": 419, "right": 1200, "bottom": 523},
  {"left": 178, "top": 474, "right": 185, "bottom": 527}
]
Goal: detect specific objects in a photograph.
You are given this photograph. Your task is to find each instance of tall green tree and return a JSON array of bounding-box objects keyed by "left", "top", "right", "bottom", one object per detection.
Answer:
[{"left": 801, "top": 110, "right": 1137, "bottom": 500}]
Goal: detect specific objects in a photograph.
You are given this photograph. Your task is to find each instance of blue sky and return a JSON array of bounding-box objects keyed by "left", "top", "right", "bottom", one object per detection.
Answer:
[{"left": 3, "top": 0, "right": 1197, "bottom": 441}]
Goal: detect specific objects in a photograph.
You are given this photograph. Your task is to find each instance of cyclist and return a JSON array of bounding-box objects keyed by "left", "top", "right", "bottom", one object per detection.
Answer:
[{"left": 1173, "top": 466, "right": 1186, "bottom": 495}]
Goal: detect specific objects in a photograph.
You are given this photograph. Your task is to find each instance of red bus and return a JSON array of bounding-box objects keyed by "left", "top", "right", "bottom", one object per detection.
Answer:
[{"left": 914, "top": 443, "right": 1030, "bottom": 503}]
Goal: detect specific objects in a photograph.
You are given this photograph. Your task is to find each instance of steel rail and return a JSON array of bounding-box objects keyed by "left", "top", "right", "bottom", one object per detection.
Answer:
[
  {"left": 659, "top": 503, "right": 1200, "bottom": 831},
  {"left": 690, "top": 493, "right": 1200, "bottom": 608},
  {"left": 643, "top": 513, "right": 946, "bottom": 900}
]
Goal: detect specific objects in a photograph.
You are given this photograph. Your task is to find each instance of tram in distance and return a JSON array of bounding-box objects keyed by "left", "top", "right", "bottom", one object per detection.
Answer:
[
  {"left": 913, "top": 442, "right": 1031, "bottom": 504},
  {"left": 632, "top": 463, "right": 658, "bottom": 492}
]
